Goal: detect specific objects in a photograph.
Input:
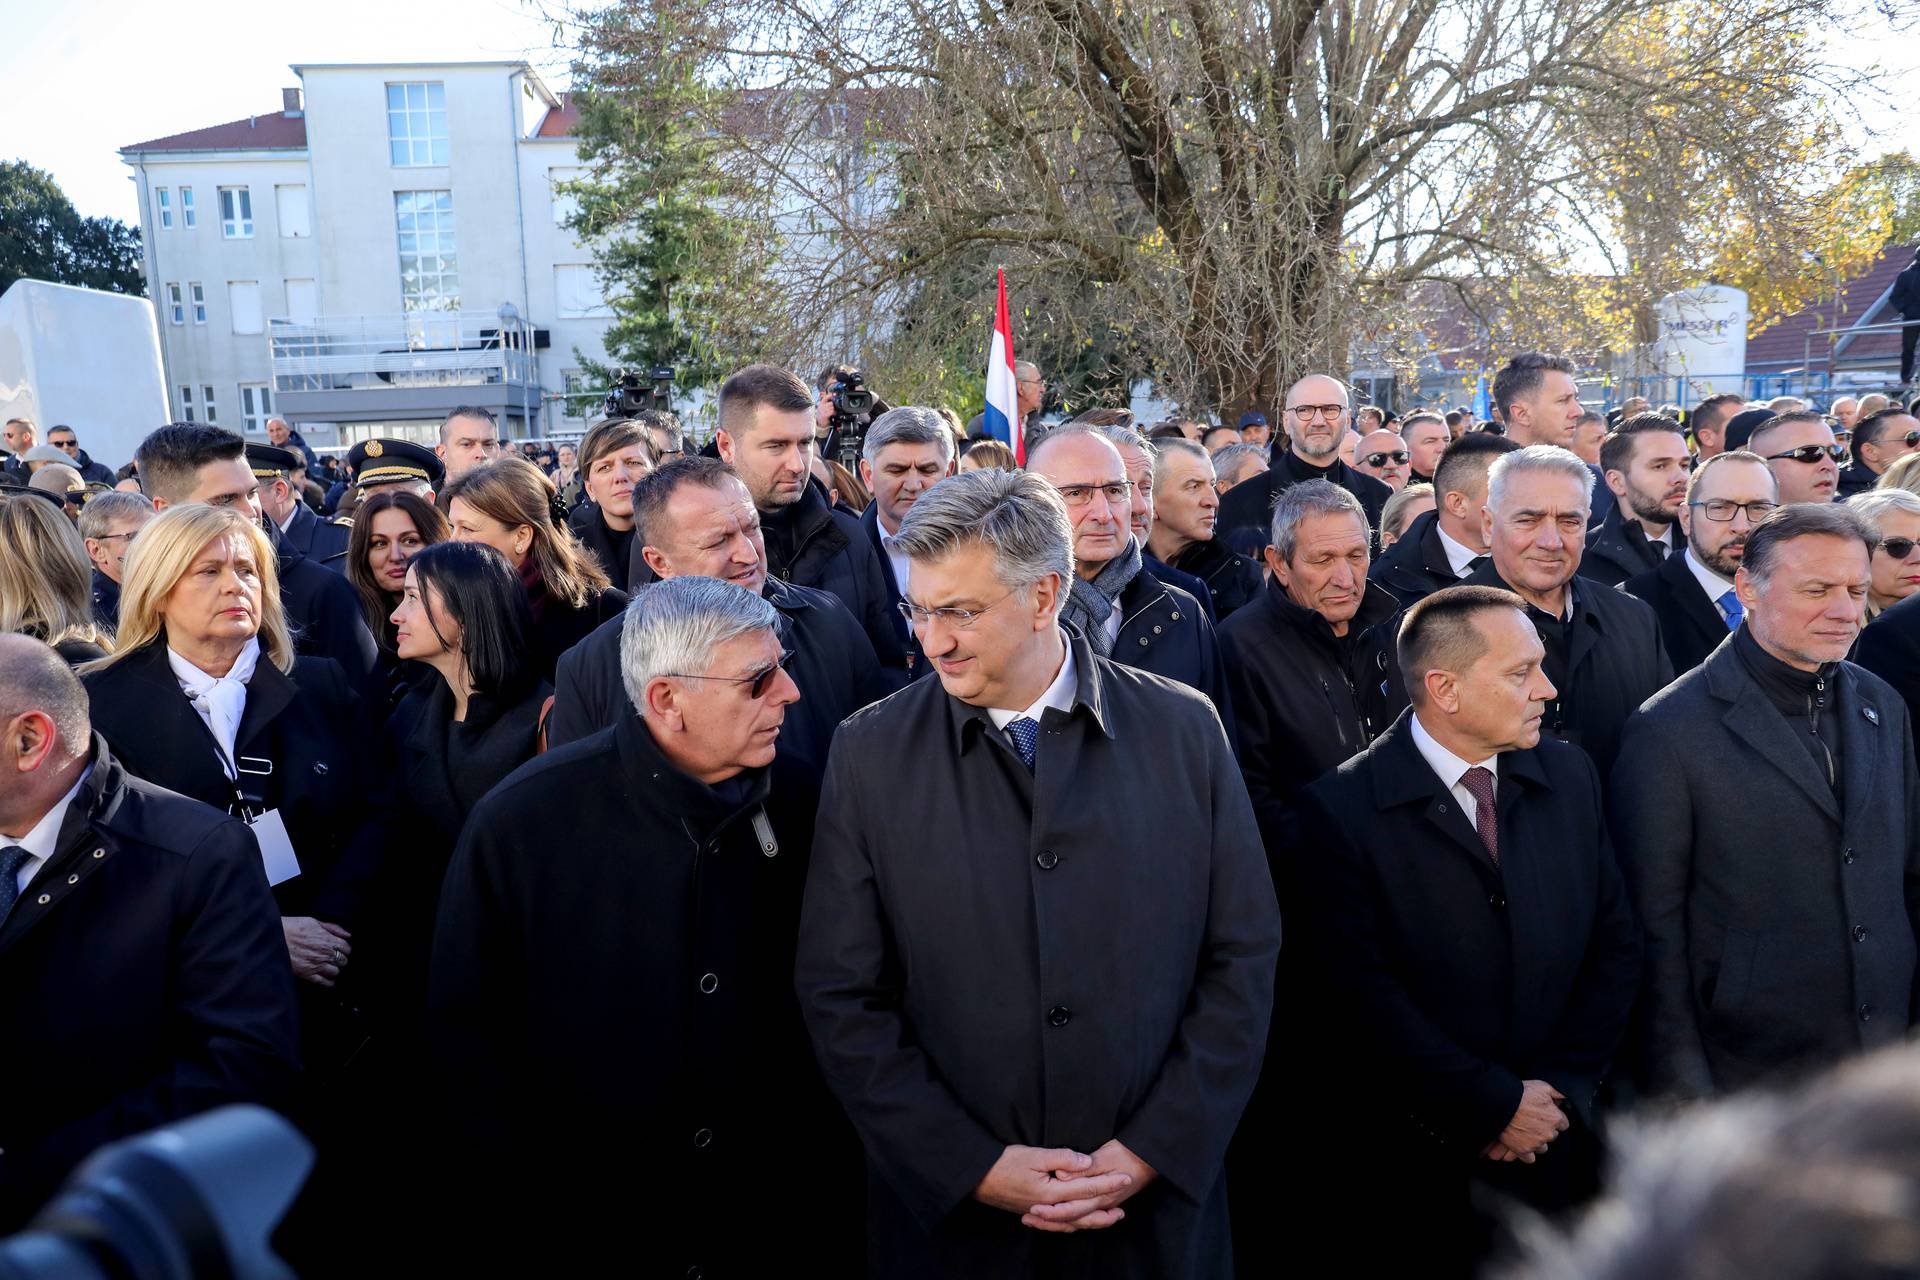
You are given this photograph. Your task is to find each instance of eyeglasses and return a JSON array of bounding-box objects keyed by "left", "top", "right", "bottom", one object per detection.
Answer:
[
  {"left": 1881, "top": 431, "right": 1920, "bottom": 449},
  {"left": 52, "top": 440, "right": 78, "bottom": 450},
  {"left": 663, "top": 649, "right": 794, "bottom": 699},
  {"left": 898, "top": 586, "right": 1020, "bottom": 630},
  {"left": 1286, "top": 404, "right": 1347, "bottom": 421},
  {"left": 1689, "top": 499, "right": 1779, "bottom": 522},
  {"left": 1053, "top": 481, "right": 1133, "bottom": 508},
  {"left": 1764, "top": 444, "right": 1847, "bottom": 465},
  {"left": 1879, "top": 537, "right": 1919, "bottom": 559},
  {"left": 91, "top": 530, "right": 141, "bottom": 544},
  {"left": 1362, "top": 450, "right": 1410, "bottom": 467}
]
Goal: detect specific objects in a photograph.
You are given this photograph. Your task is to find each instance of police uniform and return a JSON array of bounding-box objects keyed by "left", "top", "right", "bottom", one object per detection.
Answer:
[{"left": 249, "top": 442, "right": 352, "bottom": 570}]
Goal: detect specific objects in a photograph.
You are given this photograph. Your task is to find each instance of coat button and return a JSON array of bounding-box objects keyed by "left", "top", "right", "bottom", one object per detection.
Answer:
[
  {"left": 1152, "top": 625, "right": 1163, "bottom": 635},
  {"left": 693, "top": 1128, "right": 714, "bottom": 1148},
  {"left": 313, "top": 762, "right": 328, "bottom": 776},
  {"left": 1137, "top": 637, "right": 1149, "bottom": 647},
  {"left": 1036, "top": 849, "right": 1059, "bottom": 870},
  {"left": 1488, "top": 894, "right": 1505, "bottom": 910},
  {"left": 699, "top": 973, "right": 719, "bottom": 994},
  {"left": 1860, "top": 1004, "right": 1874, "bottom": 1021},
  {"left": 687, "top": 1269, "right": 703, "bottom": 1280},
  {"left": 1047, "top": 1006, "right": 1071, "bottom": 1027},
  {"left": 92, "top": 848, "right": 105, "bottom": 858},
  {"left": 1843, "top": 847, "right": 1856, "bottom": 864},
  {"left": 1171, "top": 612, "right": 1181, "bottom": 621},
  {"left": 66, "top": 873, "right": 77, "bottom": 885},
  {"left": 36, "top": 894, "right": 49, "bottom": 905},
  {"left": 1854, "top": 925, "right": 1869, "bottom": 942}
]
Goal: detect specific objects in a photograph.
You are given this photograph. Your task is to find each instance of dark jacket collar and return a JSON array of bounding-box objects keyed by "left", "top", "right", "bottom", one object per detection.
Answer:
[
  {"left": 1365, "top": 705, "right": 1552, "bottom": 811},
  {"left": 612, "top": 704, "right": 772, "bottom": 843},
  {"left": 116, "top": 637, "right": 297, "bottom": 755},
  {"left": 1259, "top": 574, "right": 1398, "bottom": 647},
  {"left": 762, "top": 476, "right": 837, "bottom": 554},
  {"left": 946, "top": 627, "right": 1117, "bottom": 756},
  {"left": 1463, "top": 557, "right": 1589, "bottom": 623},
  {"left": 1270, "top": 444, "right": 1360, "bottom": 490}
]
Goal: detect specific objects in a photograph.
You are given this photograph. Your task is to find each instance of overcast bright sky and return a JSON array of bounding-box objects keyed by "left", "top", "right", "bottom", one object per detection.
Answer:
[{"left": 3, "top": 0, "right": 1916, "bottom": 225}]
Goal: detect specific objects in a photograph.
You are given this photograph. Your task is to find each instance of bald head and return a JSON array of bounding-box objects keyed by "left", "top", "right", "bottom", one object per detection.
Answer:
[
  {"left": 0, "top": 634, "right": 90, "bottom": 828},
  {"left": 1284, "top": 374, "right": 1351, "bottom": 463}
]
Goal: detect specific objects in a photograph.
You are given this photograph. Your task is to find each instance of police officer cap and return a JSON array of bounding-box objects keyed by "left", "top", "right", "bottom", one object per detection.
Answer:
[
  {"left": 347, "top": 438, "right": 445, "bottom": 490},
  {"left": 246, "top": 443, "right": 302, "bottom": 478}
]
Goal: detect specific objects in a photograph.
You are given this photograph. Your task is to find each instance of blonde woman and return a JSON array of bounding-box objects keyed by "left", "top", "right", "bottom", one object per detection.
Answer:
[
  {"left": 1878, "top": 451, "right": 1920, "bottom": 496},
  {"left": 1847, "top": 488, "right": 1920, "bottom": 621},
  {"left": 443, "top": 455, "right": 628, "bottom": 678},
  {"left": 81, "top": 503, "right": 373, "bottom": 998},
  {"left": 0, "top": 489, "right": 114, "bottom": 663}
]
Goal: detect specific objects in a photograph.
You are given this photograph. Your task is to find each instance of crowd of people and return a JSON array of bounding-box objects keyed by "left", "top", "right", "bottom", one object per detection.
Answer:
[{"left": 5, "top": 354, "right": 1920, "bottom": 1277}]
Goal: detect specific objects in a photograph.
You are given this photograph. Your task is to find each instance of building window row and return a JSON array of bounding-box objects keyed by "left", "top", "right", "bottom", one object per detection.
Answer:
[
  {"left": 154, "top": 186, "right": 198, "bottom": 230},
  {"left": 174, "top": 383, "right": 273, "bottom": 432},
  {"left": 162, "top": 279, "right": 264, "bottom": 333}
]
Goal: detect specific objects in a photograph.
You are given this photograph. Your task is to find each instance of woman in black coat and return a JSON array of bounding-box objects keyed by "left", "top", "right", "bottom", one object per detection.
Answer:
[
  {"left": 343, "top": 488, "right": 448, "bottom": 707},
  {"left": 443, "top": 455, "right": 627, "bottom": 679}
]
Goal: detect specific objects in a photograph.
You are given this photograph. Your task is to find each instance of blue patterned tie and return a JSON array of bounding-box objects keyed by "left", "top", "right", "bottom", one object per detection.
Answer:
[
  {"left": 0, "top": 845, "right": 32, "bottom": 922},
  {"left": 1005, "top": 716, "right": 1039, "bottom": 771},
  {"left": 1719, "top": 589, "right": 1743, "bottom": 631}
]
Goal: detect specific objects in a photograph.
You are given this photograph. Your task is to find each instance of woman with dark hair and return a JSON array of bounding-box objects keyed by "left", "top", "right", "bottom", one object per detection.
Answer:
[
  {"left": 443, "top": 455, "right": 627, "bottom": 678},
  {"left": 346, "top": 490, "right": 449, "bottom": 702}
]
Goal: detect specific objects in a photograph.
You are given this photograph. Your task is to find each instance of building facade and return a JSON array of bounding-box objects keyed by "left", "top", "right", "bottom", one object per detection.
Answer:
[{"left": 121, "top": 62, "right": 614, "bottom": 449}]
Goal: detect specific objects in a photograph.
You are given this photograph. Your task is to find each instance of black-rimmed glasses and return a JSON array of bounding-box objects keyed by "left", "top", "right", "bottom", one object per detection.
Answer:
[{"left": 1689, "top": 499, "right": 1779, "bottom": 522}]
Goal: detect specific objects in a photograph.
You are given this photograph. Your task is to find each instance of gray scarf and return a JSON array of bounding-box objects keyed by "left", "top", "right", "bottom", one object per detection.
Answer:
[{"left": 1059, "top": 535, "right": 1143, "bottom": 657}]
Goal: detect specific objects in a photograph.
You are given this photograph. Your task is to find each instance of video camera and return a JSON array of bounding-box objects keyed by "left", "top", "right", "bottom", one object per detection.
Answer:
[
  {"left": 603, "top": 367, "right": 676, "bottom": 421},
  {"left": 824, "top": 369, "right": 889, "bottom": 471}
]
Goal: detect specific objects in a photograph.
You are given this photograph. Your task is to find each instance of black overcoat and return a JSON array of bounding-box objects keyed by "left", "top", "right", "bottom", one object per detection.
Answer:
[
  {"left": 1853, "top": 590, "right": 1920, "bottom": 724},
  {"left": 270, "top": 522, "right": 378, "bottom": 687},
  {"left": 1215, "top": 446, "right": 1391, "bottom": 547},
  {"left": 566, "top": 500, "right": 634, "bottom": 591},
  {"left": 1162, "top": 537, "right": 1263, "bottom": 620},
  {"left": 1367, "top": 508, "right": 1467, "bottom": 608},
  {"left": 1114, "top": 565, "right": 1235, "bottom": 733},
  {"left": 0, "top": 740, "right": 300, "bottom": 1228},
  {"left": 1622, "top": 549, "right": 1733, "bottom": 675},
  {"left": 1610, "top": 640, "right": 1920, "bottom": 1097},
  {"left": 526, "top": 581, "right": 627, "bottom": 683},
  {"left": 1578, "top": 501, "right": 1684, "bottom": 588},
  {"left": 795, "top": 632, "right": 1280, "bottom": 1278}
]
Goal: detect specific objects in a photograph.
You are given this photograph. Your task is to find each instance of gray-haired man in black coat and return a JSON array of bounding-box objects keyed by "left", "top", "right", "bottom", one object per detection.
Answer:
[
  {"left": 796, "top": 469, "right": 1279, "bottom": 1278},
  {"left": 1612, "top": 503, "right": 1920, "bottom": 1099}
]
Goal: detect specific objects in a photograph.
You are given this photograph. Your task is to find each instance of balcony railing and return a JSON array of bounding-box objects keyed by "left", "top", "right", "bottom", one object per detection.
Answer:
[{"left": 269, "top": 311, "right": 539, "bottom": 395}]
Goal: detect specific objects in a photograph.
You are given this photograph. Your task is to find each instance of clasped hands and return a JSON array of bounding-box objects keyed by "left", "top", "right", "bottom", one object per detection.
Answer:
[
  {"left": 1480, "top": 1079, "right": 1570, "bottom": 1164},
  {"left": 973, "top": 1139, "right": 1156, "bottom": 1233}
]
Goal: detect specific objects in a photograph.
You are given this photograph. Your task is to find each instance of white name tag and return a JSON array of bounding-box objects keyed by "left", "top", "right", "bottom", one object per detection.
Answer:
[{"left": 249, "top": 809, "right": 302, "bottom": 887}]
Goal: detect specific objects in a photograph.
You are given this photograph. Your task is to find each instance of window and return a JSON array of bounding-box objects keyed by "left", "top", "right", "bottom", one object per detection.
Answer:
[
  {"left": 165, "top": 283, "right": 184, "bottom": 325},
  {"left": 550, "top": 167, "right": 583, "bottom": 227},
  {"left": 241, "top": 384, "right": 273, "bottom": 434},
  {"left": 554, "top": 264, "right": 612, "bottom": 319},
  {"left": 181, "top": 186, "right": 196, "bottom": 229},
  {"left": 561, "top": 369, "right": 590, "bottom": 420},
  {"left": 202, "top": 385, "right": 218, "bottom": 424},
  {"left": 227, "top": 281, "right": 263, "bottom": 335},
  {"left": 394, "top": 191, "right": 459, "bottom": 311},
  {"left": 218, "top": 186, "right": 253, "bottom": 238},
  {"left": 189, "top": 283, "right": 207, "bottom": 325},
  {"left": 179, "top": 385, "right": 195, "bottom": 422},
  {"left": 274, "top": 184, "right": 310, "bottom": 238},
  {"left": 387, "top": 82, "right": 448, "bottom": 166},
  {"left": 156, "top": 187, "right": 172, "bottom": 230}
]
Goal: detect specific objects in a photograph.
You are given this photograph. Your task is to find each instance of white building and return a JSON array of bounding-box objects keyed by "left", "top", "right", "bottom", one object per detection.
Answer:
[{"left": 121, "top": 62, "right": 615, "bottom": 448}]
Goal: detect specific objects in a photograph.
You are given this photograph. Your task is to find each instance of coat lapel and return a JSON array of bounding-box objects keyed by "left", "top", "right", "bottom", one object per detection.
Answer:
[
  {"left": 1707, "top": 649, "right": 1840, "bottom": 820},
  {"left": 1665, "top": 551, "right": 1728, "bottom": 648},
  {"left": 1369, "top": 714, "right": 1500, "bottom": 871},
  {"left": 233, "top": 659, "right": 296, "bottom": 764},
  {"left": 1835, "top": 665, "right": 1884, "bottom": 832}
]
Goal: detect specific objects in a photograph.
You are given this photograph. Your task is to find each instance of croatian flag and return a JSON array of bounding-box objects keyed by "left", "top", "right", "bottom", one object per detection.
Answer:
[{"left": 983, "top": 268, "right": 1024, "bottom": 464}]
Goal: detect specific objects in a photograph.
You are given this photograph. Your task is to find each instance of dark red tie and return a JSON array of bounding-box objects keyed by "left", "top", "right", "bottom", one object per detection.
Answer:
[{"left": 1459, "top": 767, "right": 1499, "bottom": 866}]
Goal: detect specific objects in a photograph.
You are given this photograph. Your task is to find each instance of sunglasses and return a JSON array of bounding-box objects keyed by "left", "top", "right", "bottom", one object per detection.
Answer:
[
  {"left": 1880, "top": 537, "right": 1919, "bottom": 559},
  {"left": 663, "top": 649, "right": 795, "bottom": 699},
  {"left": 1363, "top": 450, "right": 1410, "bottom": 467},
  {"left": 1765, "top": 444, "right": 1847, "bottom": 465}
]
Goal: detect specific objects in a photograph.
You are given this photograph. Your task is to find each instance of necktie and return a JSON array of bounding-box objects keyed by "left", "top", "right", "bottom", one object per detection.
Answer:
[
  {"left": 1652, "top": 541, "right": 1669, "bottom": 561},
  {"left": 1005, "top": 717, "right": 1039, "bottom": 771},
  {"left": 1718, "top": 589, "right": 1743, "bottom": 631},
  {"left": 0, "top": 845, "right": 32, "bottom": 922},
  {"left": 1458, "top": 767, "right": 1499, "bottom": 866},
  {"left": 1466, "top": 555, "right": 1491, "bottom": 577}
]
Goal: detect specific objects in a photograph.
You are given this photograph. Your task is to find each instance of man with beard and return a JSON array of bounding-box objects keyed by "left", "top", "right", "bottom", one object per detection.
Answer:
[
  {"left": 1624, "top": 452, "right": 1779, "bottom": 673},
  {"left": 1217, "top": 374, "right": 1391, "bottom": 549},
  {"left": 1752, "top": 411, "right": 1844, "bottom": 505},
  {"left": 1148, "top": 439, "right": 1264, "bottom": 619},
  {"left": 1580, "top": 414, "right": 1693, "bottom": 587}
]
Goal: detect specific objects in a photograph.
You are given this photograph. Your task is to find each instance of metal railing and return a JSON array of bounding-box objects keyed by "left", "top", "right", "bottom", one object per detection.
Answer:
[{"left": 268, "top": 311, "right": 539, "bottom": 395}]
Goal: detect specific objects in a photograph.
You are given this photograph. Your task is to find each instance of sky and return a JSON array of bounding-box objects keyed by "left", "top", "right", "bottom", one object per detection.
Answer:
[{"left": 3, "top": 0, "right": 1916, "bottom": 225}]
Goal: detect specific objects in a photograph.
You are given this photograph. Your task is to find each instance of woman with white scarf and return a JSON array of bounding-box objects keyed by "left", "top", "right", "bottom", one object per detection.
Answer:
[{"left": 80, "top": 504, "right": 375, "bottom": 1008}]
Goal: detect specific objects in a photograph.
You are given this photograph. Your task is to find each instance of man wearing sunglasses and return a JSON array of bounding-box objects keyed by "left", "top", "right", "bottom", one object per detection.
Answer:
[
  {"left": 1580, "top": 414, "right": 1692, "bottom": 588},
  {"left": 1752, "top": 411, "right": 1845, "bottom": 504},
  {"left": 1354, "top": 428, "right": 1412, "bottom": 491},
  {"left": 1837, "top": 408, "right": 1920, "bottom": 499},
  {"left": 1216, "top": 374, "right": 1391, "bottom": 550}
]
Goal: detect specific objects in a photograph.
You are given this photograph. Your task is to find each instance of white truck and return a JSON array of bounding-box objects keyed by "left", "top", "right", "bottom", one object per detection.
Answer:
[{"left": 0, "top": 279, "right": 170, "bottom": 470}]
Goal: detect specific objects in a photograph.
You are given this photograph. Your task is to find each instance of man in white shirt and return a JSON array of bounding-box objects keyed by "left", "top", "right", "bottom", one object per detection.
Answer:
[
  {"left": 1369, "top": 432, "right": 1519, "bottom": 608},
  {"left": 858, "top": 407, "right": 955, "bottom": 671}
]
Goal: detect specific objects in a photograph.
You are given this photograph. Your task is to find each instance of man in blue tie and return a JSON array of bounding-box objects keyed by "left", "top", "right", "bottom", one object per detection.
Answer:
[{"left": 1623, "top": 450, "right": 1779, "bottom": 674}]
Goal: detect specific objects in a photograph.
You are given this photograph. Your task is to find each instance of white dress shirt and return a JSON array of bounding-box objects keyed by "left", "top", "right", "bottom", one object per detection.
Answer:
[
  {"left": 2, "top": 765, "right": 92, "bottom": 894},
  {"left": 877, "top": 520, "right": 911, "bottom": 599},
  {"left": 1436, "top": 524, "right": 1482, "bottom": 579},
  {"left": 1409, "top": 712, "right": 1499, "bottom": 832},
  {"left": 1683, "top": 546, "right": 1738, "bottom": 620},
  {"left": 987, "top": 637, "right": 1078, "bottom": 731}
]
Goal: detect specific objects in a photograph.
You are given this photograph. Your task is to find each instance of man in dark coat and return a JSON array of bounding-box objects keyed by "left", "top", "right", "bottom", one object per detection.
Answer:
[
  {"left": 431, "top": 577, "right": 858, "bottom": 1273},
  {"left": 1369, "top": 433, "right": 1517, "bottom": 608},
  {"left": 44, "top": 425, "right": 116, "bottom": 484},
  {"left": 1579, "top": 414, "right": 1691, "bottom": 587},
  {"left": 1612, "top": 503, "right": 1920, "bottom": 1099},
  {"left": 1292, "top": 588, "right": 1640, "bottom": 1274},
  {"left": 1855, "top": 589, "right": 1920, "bottom": 721},
  {"left": 1892, "top": 248, "right": 1920, "bottom": 384},
  {"left": 251, "top": 442, "right": 350, "bottom": 568},
  {"left": 135, "top": 424, "right": 378, "bottom": 687},
  {"left": 0, "top": 637, "right": 300, "bottom": 1228},
  {"left": 1146, "top": 437, "right": 1264, "bottom": 619},
  {"left": 76, "top": 490, "right": 153, "bottom": 632},
  {"left": 1028, "top": 427, "right": 1233, "bottom": 722},
  {"left": 857, "top": 407, "right": 958, "bottom": 676},
  {"left": 708, "top": 363, "right": 907, "bottom": 678},
  {"left": 1364, "top": 445, "right": 1672, "bottom": 778},
  {"left": 1623, "top": 450, "right": 1778, "bottom": 674},
  {"left": 1093, "top": 422, "right": 1220, "bottom": 620},
  {"left": 795, "top": 469, "right": 1279, "bottom": 1278},
  {"left": 1216, "top": 374, "right": 1391, "bottom": 549},
  {"left": 1837, "top": 407, "right": 1920, "bottom": 498}
]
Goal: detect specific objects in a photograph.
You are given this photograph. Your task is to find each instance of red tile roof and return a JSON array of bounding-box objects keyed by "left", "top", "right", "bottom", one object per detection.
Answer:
[
  {"left": 535, "top": 93, "right": 579, "bottom": 138},
  {"left": 121, "top": 112, "right": 308, "bottom": 155},
  {"left": 1746, "top": 242, "right": 1919, "bottom": 371}
]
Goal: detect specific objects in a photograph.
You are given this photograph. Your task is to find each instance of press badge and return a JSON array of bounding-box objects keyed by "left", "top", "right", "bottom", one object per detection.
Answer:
[{"left": 249, "top": 809, "right": 303, "bottom": 887}]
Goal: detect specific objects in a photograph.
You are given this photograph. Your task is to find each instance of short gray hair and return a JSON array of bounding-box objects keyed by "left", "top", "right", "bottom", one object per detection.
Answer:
[
  {"left": 1153, "top": 438, "right": 1210, "bottom": 475},
  {"left": 1093, "top": 423, "right": 1155, "bottom": 460},
  {"left": 1211, "top": 442, "right": 1266, "bottom": 481},
  {"left": 892, "top": 467, "right": 1074, "bottom": 592},
  {"left": 77, "top": 490, "right": 157, "bottom": 541},
  {"left": 618, "top": 576, "right": 780, "bottom": 713},
  {"left": 1845, "top": 487, "right": 1920, "bottom": 532},
  {"left": 1486, "top": 444, "right": 1595, "bottom": 514},
  {"left": 1742, "top": 502, "right": 1875, "bottom": 587},
  {"left": 862, "top": 406, "right": 954, "bottom": 465},
  {"left": 1270, "top": 478, "right": 1368, "bottom": 561}
]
